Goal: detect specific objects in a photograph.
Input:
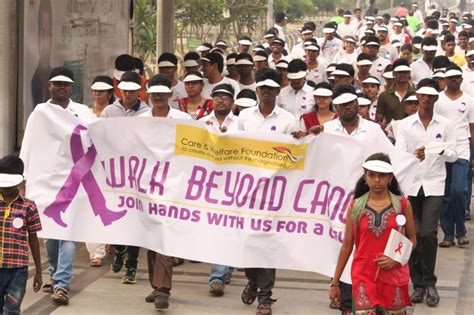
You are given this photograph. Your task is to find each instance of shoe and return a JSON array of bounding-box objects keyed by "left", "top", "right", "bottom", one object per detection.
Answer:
[
  {"left": 410, "top": 286, "right": 425, "bottom": 303},
  {"left": 256, "top": 303, "right": 272, "bottom": 315},
  {"left": 52, "top": 287, "right": 69, "bottom": 305},
  {"left": 112, "top": 250, "right": 126, "bottom": 273},
  {"left": 154, "top": 295, "right": 169, "bottom": 309},
  {"left": 224, "top": 272, "right": 232, "bottom": 284},
  {"left": 439, "top": 240, "right": 455, "bottom": 248},
  {"left": 210, "top": 282, "right": 225, "bottom": 297},
  {"left": 145, "top": 292, "right": 155, "bottom": 303},
  {"left": 426, "top": 286, "right": 440, "bottom": 307},
  {"left": 121, "top": 268, "right": 137, "bottom": 284},
  {"left": 466, "top": 213, "right": 471, "bottom": 221},
  {"left": 457, "top": 236, "right": 470, "bottom": 246}
]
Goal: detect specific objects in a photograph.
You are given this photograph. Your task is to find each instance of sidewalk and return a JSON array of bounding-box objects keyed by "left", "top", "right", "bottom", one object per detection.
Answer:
[{"left": 21, "top": 221, "right": 473, "bottom": 315}]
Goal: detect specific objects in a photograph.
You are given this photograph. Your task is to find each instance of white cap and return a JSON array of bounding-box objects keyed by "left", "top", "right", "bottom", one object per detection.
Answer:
[
  {"left": 196, "top": 45, "right": 212, "bottom": 52},
  {"left": 376, "top": 16, "right": 383, "bottom": 20},
  {"left": 377, "top": 25, "right": 389, "bottom": 32},
  {"left": 362, "top": 77, "right": 381, "bottom": 85},
  {"left": 343, "top": 13, "right": 352, "bottom": 18},
  {"left": 383, "top": 71, "right": 394, "bottom": 79},
  {"left": 413, "top": 43, "right": 422, "bottom": 50},
  {"left": 326, "top": 66, "right": 336, "bottom": 73},
  {"left": 304, "top": 44, "right": 320, "bottom": 51},
  {"left": 91, "top": 81, "right": 113, "bottom": 90},
  {"left": 253, "top": 55, "right": 268, "bottom": 62},
  {"left": 463, "top": 23, "right": 473, "bottom": 29},
  {"left": 235, "top": 59, "right": 254, "bottom": 66},
  {"left": 466, "top": 50, "right": 474, "bottom": 57},
  {"left": 0, "top": 174, "right": 24, "bottom": 188},
  {"left": 147, "top": 85, "right": 172, "bottom": 93},
  {"left": 357, "top": 59, "right": 373, "bottom": 66},
  {"left": 239, "top": 39, "right": 252, "bottom": 46},
  {"left": 404, "top": 94, "right": 418, "bottom": 102},
  {"left": 391, "top": 41, "right": 402, "bottom": 48},
  {"left": 226, "top": 58, "right": 236, "bottom": 65},
  {"left": 287, "top": 71, "right": 307, "bottom": 80},
  {"left": 357, "top": 97, "right": 371, "bottom": 106},
  {"left": 425, "top": 28, "right": 440, "bottom": 35},
  {"left": 444, "top": 69, "right": 463, "bottom": 77},
  {"left": 362, "top": 160, "right": 393, "bottom": 173},
  {"left": 432, "top": 71, "right": 445, "bottom": 78},
  {"left": 416, "top": 86, "right": 439, "bottom": 95},
  {"left": 118, "top": 81, "right": 141, "bottom": 91},
  {"left": 422, "top": 44, "right": 438, "bottom": 51},
  {"left": 313, "top": 88, "right": 333, "bottom": 97},
  {"left": 253, "top": 47, "right": 265, "bottom": 52},
  {"left": 183, "top": 74, "right": 204, "bottom": 82},
  {"left": 301, "top": 29, "right": 313, "bottom": 35},
  {"left": 393, "top": 21, "right": 403, "bottom": 27},
  {"left": 365, "top": 41, "right": 380, "bottom": 46},
  {"left": 323, "top": 27, "right": 336, "bottom": 33},
  {"left": 183, "top": 60, "right": 199, "bottom": 67},
  {"left": 215, "top": 41, "right": 228, "bottom": 47},
  {"left": 49, "top": 75, "right": 74, "bottom": 83},
  {"left": 158, "top": 61, "right": 177, "bottom": 67},
  {"left": 393, "top": 65, "right": 411, "bottom": 72},
  {"left": 263, "top": 33, "right": 275, "bottom": 39},
  {"left": 275, "top": 61, "right": 289, "bottom": 69},
  {"left": 256, "top": 79, "right": 280, "bottom": 88},
  {"left": 332, "top": 69, "right": 350, "bottom": 76},
  {"left": 333, "top": 93, "right": 358, "bottom": 105},
  {"left": 113, "top": 69, "right": 125, "bottom": 81},
  {"left": 344, "top": 37, "right": 356, "bottom": 44},
  {"left": 234, "top": 97, "right": 257, "bottom": 108}
]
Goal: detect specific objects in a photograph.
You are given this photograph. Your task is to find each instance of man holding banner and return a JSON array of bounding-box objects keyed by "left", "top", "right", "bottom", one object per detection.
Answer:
[{"left": 20, "top": 67, "right": 95, "bottom": 306}]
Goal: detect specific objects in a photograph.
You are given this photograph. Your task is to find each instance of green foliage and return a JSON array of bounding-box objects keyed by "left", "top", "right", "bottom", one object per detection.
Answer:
[
  {"left": 133, "top": 0, "right": 157, "bottom": 61},
  {"left": 274, "top": 0, "right": 316, "bottom": 20}
]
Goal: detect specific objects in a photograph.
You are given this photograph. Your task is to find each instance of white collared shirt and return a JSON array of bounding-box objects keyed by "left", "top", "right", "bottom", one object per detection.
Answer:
[
  {"left": 435, "top": 92, "right": 474, "bottom": 160},
  {"left": 369, "top": 57, "right": 391, "bottom": 82},
  {"left": 238, "top": 105, "right": 296, "bottom": 134},
  {"left": 139, "top": 107, "right": 193, "bottom": 120},
  {"left": 306, "top": 57, "right": 328, "bottom": 84},
  {"left": 323, "top": 116, "right": 390, "bottom": 145},
  {"left": 410, "top": 58, "right": 432, "bottom": 85},
  {"left": 461, "top": 66, "right": 474, "bottom": 97},
  {"left": 202, "top": 77, "right": 240, "bottom": 99},
  {"left": 317, "top": 37, "right": 343, "bottom": 63},
  {"left": 276, "top": 83, "right": 315, "bottom": 117},
  {"left": 395, "top": 112, "right": 457, "bottom": 196},
  {"left": 35, "top": 99, "right": 95, "bottom": 123},
  {"left": 290, "top": 43, "right": 306, "bottom": 60},
  {"left": 199, "top": 111, "right": 239, "bottom": 134}
]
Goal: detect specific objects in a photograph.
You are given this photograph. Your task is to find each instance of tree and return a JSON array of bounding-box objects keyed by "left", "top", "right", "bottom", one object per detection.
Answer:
[{"left": 133, "top": 0, "right": 157, "bottom": 62}]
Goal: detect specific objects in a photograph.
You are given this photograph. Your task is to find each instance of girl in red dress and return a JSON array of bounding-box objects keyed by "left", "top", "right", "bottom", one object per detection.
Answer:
[
  {"left": 299, "top": 82, "right": 338, "bottom": 133},
  {"left": 330, "top": 153, "right": 417, "bottom": 315},
  {"left": 179, "top": 71, "right": 213, "bottom": 120}
]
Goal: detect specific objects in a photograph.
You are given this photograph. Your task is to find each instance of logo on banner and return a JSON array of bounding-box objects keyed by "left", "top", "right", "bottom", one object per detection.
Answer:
[
  {"left": 42, "top": 125, "right": 127, "bottom": 228},
  {"left": 174, "top": 125, "right": 307, "bottom": 170}
]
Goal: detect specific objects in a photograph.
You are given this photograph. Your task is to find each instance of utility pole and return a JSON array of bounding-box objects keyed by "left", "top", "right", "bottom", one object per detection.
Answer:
[
  {"left": 156, "top": 0, "right": 175, "bottom": 58},
  {"left": 267, "top": 0, "right": 273, "bottom": 29}
]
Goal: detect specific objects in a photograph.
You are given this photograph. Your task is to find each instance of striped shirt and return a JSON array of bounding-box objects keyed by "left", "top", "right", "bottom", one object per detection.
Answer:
[{"left": 0, "top": 194, "right": 42, "bottom": 268}]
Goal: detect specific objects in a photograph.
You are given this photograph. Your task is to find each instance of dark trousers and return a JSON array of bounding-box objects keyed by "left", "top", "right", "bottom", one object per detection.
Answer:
[
  {"left": 115, "top": 245, "right": 140, "bottom": 269},
  {"left": 409, "top": 187, "right": 443, "bottom": 287},
  {"left": 147, "top": 250, "right": 174, "bottom": 297},
  {"left": 0, "top": 267, "right": 28, "bottom": 315},
  {"left": 340, "top": 281, "right": 352, "bottom": 311},
  {"left": 244, "top": 268, "right": 275, "bottom": 304}
]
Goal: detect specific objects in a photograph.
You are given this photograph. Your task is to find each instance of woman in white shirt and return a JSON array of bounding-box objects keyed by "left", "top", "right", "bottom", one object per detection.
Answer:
[{"left": 332, "top": 36, "right": 358, "bottom": 67}]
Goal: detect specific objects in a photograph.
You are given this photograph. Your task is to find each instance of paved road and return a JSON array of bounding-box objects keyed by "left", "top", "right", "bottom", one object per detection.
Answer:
[{"left": 21, "top": 221, "right": 473, "bottom": 315}]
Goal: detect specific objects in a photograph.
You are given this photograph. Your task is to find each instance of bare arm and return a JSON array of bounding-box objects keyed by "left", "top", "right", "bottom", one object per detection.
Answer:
[{"left": 28, "top": 233, "right": 42, "bottom": 292}]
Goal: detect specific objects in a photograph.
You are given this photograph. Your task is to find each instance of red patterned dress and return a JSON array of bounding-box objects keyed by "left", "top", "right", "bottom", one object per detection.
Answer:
[{"left": 351, "top": 202, "right": 411, "bottom": 314}]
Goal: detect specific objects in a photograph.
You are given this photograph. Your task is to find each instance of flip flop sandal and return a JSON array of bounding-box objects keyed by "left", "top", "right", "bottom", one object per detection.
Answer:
[
  {"left": 329, "top": 299, "right": 340, "bottom": 309},
  {"left": 457, "top": 237, "right": 470, "bottom": 246},
  {"left": 173, "top": 258, "right": 185, "bottom": 267},
  {"left": 52, "top": 287, "right": 69, "bottom": 305},
  {"left": 241, "top": 281, "right": 258, "bottom": 305},
  {"left": 90, "top": 257, "right": 103, "bottom": 267},
  {"left": 439, "top": 240, "right": 455, "bottom": 248},
  {"left": 42, "top": 279, "right": 55, "bottom": 293}
]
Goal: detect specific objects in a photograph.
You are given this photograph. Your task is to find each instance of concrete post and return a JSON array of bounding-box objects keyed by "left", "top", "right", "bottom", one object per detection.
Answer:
[
  {"left": 0, "top": 0, "right": 18, "bottom": 155},
  {"left": 267, "top": 0, "right": 274, "bottom": 29},
  {"left": 156, "top": 0, "right": 175, "bottom": 58}
]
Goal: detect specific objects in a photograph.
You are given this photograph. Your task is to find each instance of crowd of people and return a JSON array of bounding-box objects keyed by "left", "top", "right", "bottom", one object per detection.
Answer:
[{"left": 1, "top": 4, "right": 474, "bottom": 315}]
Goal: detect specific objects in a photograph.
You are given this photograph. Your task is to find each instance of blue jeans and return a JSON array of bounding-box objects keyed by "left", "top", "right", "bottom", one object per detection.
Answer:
[
  {"left": 44, "top": 239, "right": 76, "bottom": 291},
  {"left": 441, "top": 159, "right": 469, "bottom": 241},
  {"left": 209, "top": 265, "right": 233, "bottom": 285},
  {"left": 0, "top": 267, "right": 28, "bottom": 315}
]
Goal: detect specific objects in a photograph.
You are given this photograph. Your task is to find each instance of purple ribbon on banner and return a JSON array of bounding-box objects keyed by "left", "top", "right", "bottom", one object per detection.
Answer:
[{"left": 43, "top": 125, "right": 127, "bottom": 227}]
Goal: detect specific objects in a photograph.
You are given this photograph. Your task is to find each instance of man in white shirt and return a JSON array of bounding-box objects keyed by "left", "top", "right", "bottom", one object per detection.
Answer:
[
  {"left": 337, "top": 11, "right": 359, "bottom": 39},
  {"left": 411, "top": 37, "right": 438, "bottom": 85},
  {"left": 396, "top": 79, "right": 457, "bottom": 308},
  {"left": 434, "top": 65, "right": 474, "bottom": 248},
  {"left": 238, "top": 68, "right": 294, "bottom": 315},
  {"left": 138, "top": 74, "right": 191, "bottom": 310},
  {"left": 350, "top": 8, "right": 365, "bottom": 37},
  {"left": 239, "top": 69, "right": 296, "bottom": 134},
  {"left": 461, "top": 50, "right": 474, "bottom": 97},
  {"left": 201, "top": 52, "right": 240, "bottom": 99},
  {"left": 200, "top": 84, "right": 239, "bottom": 133},
  {"left": 412, "top": 3, "right": 423, "bottom": 24},
  {"left": 377, "top": 26, "right": 398, "bottom": 61},
  {"left": 318, "top": 23, "right": 343, "bottom": 64},
  {"left": 274, "top": 12, "right": 287, "bottom": 41},
  {"left": 364, "top": 35, "right": 391, "bottom": 82},
  {"left": 20, "top": 67, "right": 95, "bottom": 305},
  {"left": 277, "top": 59, "right": 315, "bottom": 117},
  {"left": 268, "top": 38, "right": 288, "bottom": 69},
  {"left": 236, "top": 53, "right": 257, "bottom": 91},
  {"left": 290, "top": 26, "right": 314, "bottom": 60}
]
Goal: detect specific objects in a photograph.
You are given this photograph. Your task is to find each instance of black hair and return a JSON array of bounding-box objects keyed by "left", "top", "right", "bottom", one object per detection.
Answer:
[
  {"left": 226, "top": 52, "right": 238, "bottom": 61},
  {"left": 365, "top": 35, "right": 380, "bottom": 45},
  {"left": 158, "top": 52, "right": 178, "bottom": 66},
  {"left": 417, "top": 78, "right": 440, "bottom": 91},
  {"left": 421, "top": 36, "right": 438, "bottom": 47},
  {"left": 303, "top": 21, "right": 316, "bottom": 31},
  {"left": 393, "top": 58, "right": 410, "bottom": 68},
  {"left": 236, "top": 88, "right": 257, "bottom": 100},
  {"left": 49, "top": 67, "right": 74, "bottom": 81},
  {"left": 445, "top": 63, "right": 462, "bottom": 72},
  {"left": 255, "top": 68, "right": 282, "bottom": 86},
  {"left": 332, "top": 83, "right": 356, "bottom": 99},
  {"left": 92, "top": 75, "right": 115, "bottom": 104},
  {"left": 353, "top": 153, "right": 402, "bottom": 198},
  {"left": 0, "top": 155, "right": 24, "bottom": 175},
  {"left": 184, "top": 51, "right": 200, "bottom": 61},
  {"left": 442, "top": 33, "right": 456, "bottom": 44},
  {"left": 134, "top": 57, "right": 144, "bottom": 75},
  {"left": 288, "top": 59, "right": 307, "bottom": 73},
  {"left": 458, "top": 30, "right": 470, "bottom": 38},
  {"left": 426, "top": 19, "right": 439, "bottom": 30},
  {"left": 432, "top": 55, "right": 451, "bottom": 71},
  {"left": 148, "top": 74, "right": 172, "bottom": 88},
  {"left": 120, "top": 71, "right": 141, "bottom": 85},
  {"left": 306, "top": 80, "right": 317, "bottom": 88},
  {"left": 401, "top": 44, "right": 412, "bottom": 53},
  {"left": 336, "top": 63, "right": 355, "bottom": 77},
  {"left": 206, "top": 52, "right": 224, "bottom": 73}
]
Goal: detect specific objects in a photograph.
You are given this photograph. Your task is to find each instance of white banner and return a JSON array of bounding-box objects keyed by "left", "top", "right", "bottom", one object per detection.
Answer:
[{"left": 20, "top": 106, "right": 417, "bottom": 282}]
